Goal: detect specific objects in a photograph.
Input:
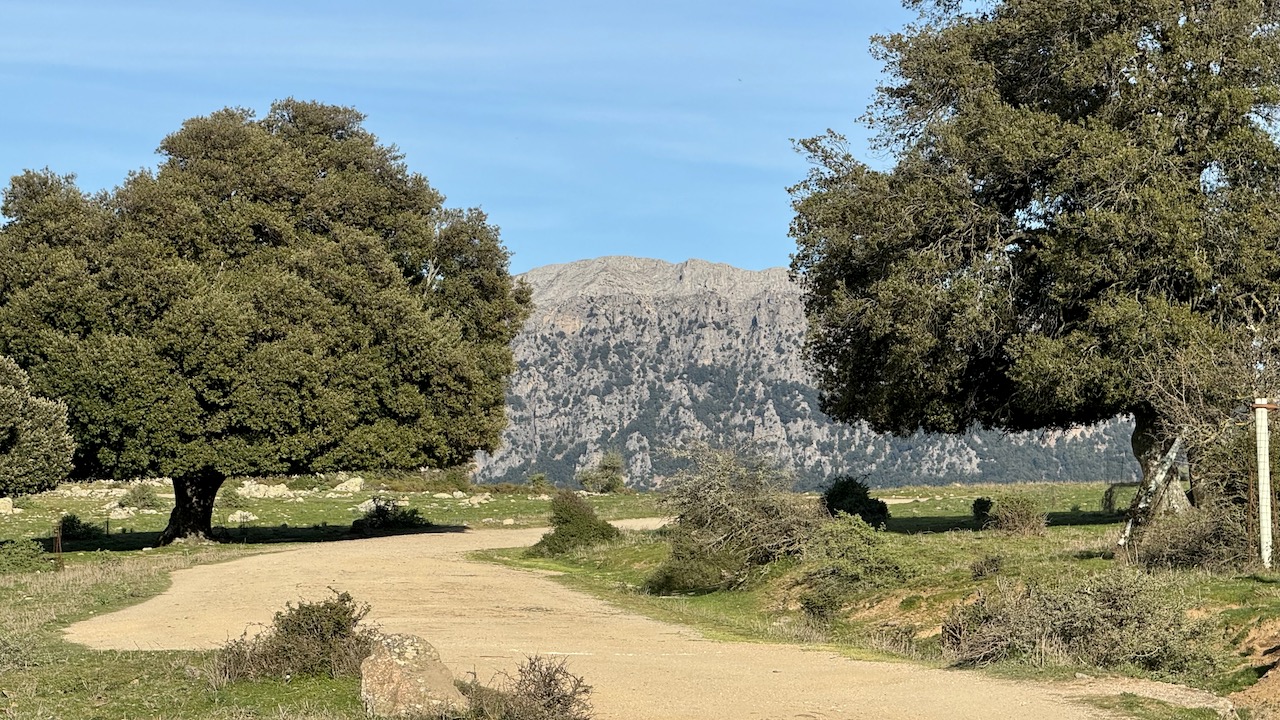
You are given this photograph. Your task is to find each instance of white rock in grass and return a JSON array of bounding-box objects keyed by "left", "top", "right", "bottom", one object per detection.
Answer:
[
  {"left": 109, "top": 508, "right": 135, "bottom": 520},
  {"left": 431, "top": 493, "right": 453, "bottom": 499},
  {"left": 332, "top": 477, "right": 364, "bottom": 493},
  {"left": 227, "top": 511, "right": 258, "bottom": 523},
  {"left": 0, "top": 497, "right": 16, "bottom": 515}
]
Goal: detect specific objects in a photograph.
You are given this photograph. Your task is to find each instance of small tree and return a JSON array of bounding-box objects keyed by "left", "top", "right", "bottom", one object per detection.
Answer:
[
  {"left": 576, "top": 451, "right": 626, "bottom": 493},
  {"left": 0, "top": 356, "right": 73, "bottom": 497}
]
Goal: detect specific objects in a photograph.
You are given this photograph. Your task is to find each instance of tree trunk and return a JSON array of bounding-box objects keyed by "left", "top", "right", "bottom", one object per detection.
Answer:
[
  {"left": 1130, "top": 409, "right": 1191, "bottom": 515},
  {"left": 158, "top": 470, "right": 225, "bottom": 545}
]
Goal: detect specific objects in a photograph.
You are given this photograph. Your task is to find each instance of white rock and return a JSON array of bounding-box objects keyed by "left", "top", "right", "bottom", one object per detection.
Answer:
[
  {"left": 0, "top": 497, "right": 14, "bottom": 515},
  {"left": 109, "top": 508, "right": 135, "bottom": 520},
  {"left": 227, "top": 510, "right": 258, "bottom": 523},
  {"left": 502, "top": 518, "right": 515, "bottom": 526},
  {"left": 238, "top": 481, "right": 293, "bottom": 499},
  {"left": 432, "top": 493, "right": 453, "bottom": 499},
  {"left": 355, "top": 499, "right": 378, "bottom": 513},
  {"left": 450, "top": 491, "right": 467, "bottom": 499},
  {"left": 332, "top": 477, "right": 364, "bottom": 493}
]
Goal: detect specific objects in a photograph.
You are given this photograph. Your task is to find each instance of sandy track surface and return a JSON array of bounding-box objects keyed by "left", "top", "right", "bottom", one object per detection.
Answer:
[{"left": 65, "top": 521, "right": 1114, "bottom": 719}]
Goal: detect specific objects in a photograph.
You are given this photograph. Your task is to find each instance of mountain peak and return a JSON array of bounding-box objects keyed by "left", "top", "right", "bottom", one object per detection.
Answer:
[{"left": 521, "top": 256, "right": 791, "bottom": 303}]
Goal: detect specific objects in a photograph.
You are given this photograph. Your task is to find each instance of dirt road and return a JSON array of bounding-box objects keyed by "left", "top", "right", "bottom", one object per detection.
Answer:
[{"left": 65, "top": 521, "right": 1119, "bottom": 719}]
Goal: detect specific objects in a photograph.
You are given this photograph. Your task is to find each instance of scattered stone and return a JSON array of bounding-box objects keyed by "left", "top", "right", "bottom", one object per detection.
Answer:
[
  {"left": 139, "top": 509, "right": 159, "bottom": 515},
  {"left": 332, "top": 477, "right": 364, "bottom": 493},
  {"left": 451, "top": 491, "right": 467, "bottom": 499},
  {"left": 109, "top": 508, "right": 135, "bottom": 520},
  {"left": 432, "top": 493, "right": 453, "bottom": 499},
  {"left": 394, "top": 498, "right": 410, "bottom": 507},
  {"left": 355, "top": 498, "right": 378, "bottom": 513},
  {"left": 481, "top": 518, "right": 497, "bottom": 524},
  {"left": 502, "top": 518, "right": 516, "bottom": 526},
  {"left": 0, "top": 497, "right": 14, "bottom": 515},
  {"left": 227, "top": 510, "right": 258, "bottom": 523},
  {"left": 360, "top": 634, "right": 464, "bottom": 718},
  {"left": 325, "top": 492, "right": 352, "bottom": 499}
]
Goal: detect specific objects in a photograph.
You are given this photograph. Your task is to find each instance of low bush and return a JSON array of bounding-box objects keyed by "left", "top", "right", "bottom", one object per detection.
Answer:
[
  {"left": 797, "top": 514, "right": 915, "bottom": 620},
  {"left": 118, "top": 483, "right": 164, "bottom": 510},
  {"left": 58, "top": 513, "right": 103, "bottom": 540},
  {"left": 941, "top": 569, "right": 1213, "bottom": 673},
  {"left": 527, "top": 472, "right": 553, "bottom": 494},
  {"left": 528, "top": 491, "right": 619, "bottom": 557},
  {"left": 0, "top": 539, "right": 54, "bottom": 575},
  {"left": 659, "top": 445, "right": 823, "bottom": 566},
  {"left": 350, "top": 497, "right": 431, "bottom": 535},
  {"left": 987, "top": 494, "right": 1046, "bottom": 536},
  {"left": 1135, "top": 503, "right": 1252, "bottom": 572},
  {"left": 216, "top": 486, "right": 250, "bottom": 510},
  {"left": 208, "top": 589, "right": 377, "bottom": 685},
  {"left": 577, "top": 452, "right": 627, "bottom": 494},
  {"left": 644, "top": 531, "right": 749, "bottom": 594},
  {"left": 462, "top": 655, "right": 594, "bottom": 720},
  {"left": 969, "top": 553, "right": 1004, "bottom": 580},
  {"left": 971, "top": 497, "right": 993, "bottom": 527},
  {"left": 821, "top": 475, "right": 889, "bottom": 526}
]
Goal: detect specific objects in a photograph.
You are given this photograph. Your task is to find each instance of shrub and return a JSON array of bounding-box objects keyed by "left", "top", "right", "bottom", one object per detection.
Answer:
[
  {"left": 576, "top": 452, "right": 626, "bottom": 493},
  {"left": 58, "top": 513, "right": 103, "bottom": 540},
  {"left": 644, "top": 531, "right": 749, "bottom": 594},
  {"left": 527, "top": 472, "right": 552, "bottom": 494},
  {"left": 209, "top": 589, "right": 377, "bottom": 685},
  {"left": 942, "top": 570, "right": 1213, "bottom": 673},
  {"left": 971, "top": 497, "right": 993, "bottom": 527},
  {"left": 118, "top": 483, "right": 164, "bottom": 510},
  {"left": 1135, "top": 503, "right": 1252, "bottom": 572},
  {"left": 528, "top": 491, "right": 618, "bottom": 557},
  {"left": 820, "top": 475, "right": 889, "bottom": 526},
  {"left": 0, "top": 539, "right": 54, "bottom": 575},
  {"left": 658, "top": 444, "right": 823, "bottom": 566},
  {"left": 350, "top": 497, "right": 431, "bottom": 535},
  {"left": 0, "top": 355, "right": 75, "bottom": 498},
  {"left": 463, "top": 655, "right": 593, "bottom": 720},
  {"left": 216, "top": 486, "right": 250, "bottom": 510},
  {"left": 797, "top": 514, "right": 915, "bottom": 620},
  {"left": 969, "top": 553, "right": 1004, "bottom": 580},
  {"left": 987, "top": 494, "right": 1046, "bottom": 535}
]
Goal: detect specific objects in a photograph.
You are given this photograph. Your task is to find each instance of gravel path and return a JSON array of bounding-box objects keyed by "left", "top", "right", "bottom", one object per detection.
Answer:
[{"left": 65, "top": 521, "right": 1115, "bottom": 719}]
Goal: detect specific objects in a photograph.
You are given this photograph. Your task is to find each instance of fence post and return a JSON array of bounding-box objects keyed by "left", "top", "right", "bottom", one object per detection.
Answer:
[{"left": 1256, "top": 398, "right": 1273, "bottom": 569}]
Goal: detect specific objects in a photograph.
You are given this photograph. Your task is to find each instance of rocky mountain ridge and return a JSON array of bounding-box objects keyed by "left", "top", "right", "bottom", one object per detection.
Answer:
[{"left": 474, "top": 257, "right": 1139, "bottom": 489}]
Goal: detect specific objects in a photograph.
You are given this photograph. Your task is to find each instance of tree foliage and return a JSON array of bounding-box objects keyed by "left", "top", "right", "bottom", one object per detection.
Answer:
[
  {"left": 0, "top": 99, "right": 531, "bottom": 541},
  {"left": 790, "top": 1, "right": 1280, "bottom": 479},
  {"left": 0, "top": 355, "right": 74, "bottom": 497}
]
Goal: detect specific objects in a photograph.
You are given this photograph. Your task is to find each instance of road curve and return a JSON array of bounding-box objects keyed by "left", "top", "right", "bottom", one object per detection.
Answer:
[{"left": 65, "top": 521, "right": 1110, "bottom": 719}]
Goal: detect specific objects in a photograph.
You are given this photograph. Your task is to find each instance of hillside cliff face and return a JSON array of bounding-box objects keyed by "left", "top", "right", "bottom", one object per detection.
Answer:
[{"left": 474, "top": 257, "right": 1138, "bottom": 489}]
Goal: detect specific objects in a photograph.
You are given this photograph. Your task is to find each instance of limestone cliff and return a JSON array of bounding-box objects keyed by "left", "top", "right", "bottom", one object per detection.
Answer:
[{"left": 474, "top": 257, "right": 1138, "bottom": 489}]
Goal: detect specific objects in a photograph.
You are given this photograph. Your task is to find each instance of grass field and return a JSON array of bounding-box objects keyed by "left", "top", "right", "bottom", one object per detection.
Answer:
[{"left": 0, "top": 477, "right": 1272, "bottom": 719}]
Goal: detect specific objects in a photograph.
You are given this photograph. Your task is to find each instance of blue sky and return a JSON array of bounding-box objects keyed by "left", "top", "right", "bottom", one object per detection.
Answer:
[{"left": 1, "top": 1, "right": 914, "bottom": 274}]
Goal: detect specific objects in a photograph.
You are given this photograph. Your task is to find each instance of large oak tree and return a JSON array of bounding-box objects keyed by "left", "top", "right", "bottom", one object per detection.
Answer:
[
  {"left": 0, "top": 100, "right": 531, "bottom": 543},
  {"left": 790, "top": 1, "right": 1280, "bottom": 489}
]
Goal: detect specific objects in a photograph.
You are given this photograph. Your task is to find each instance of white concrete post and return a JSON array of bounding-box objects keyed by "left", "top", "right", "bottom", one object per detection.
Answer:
[{"left": 1257, "top": 398, "right": 1273, "bottom": 569}]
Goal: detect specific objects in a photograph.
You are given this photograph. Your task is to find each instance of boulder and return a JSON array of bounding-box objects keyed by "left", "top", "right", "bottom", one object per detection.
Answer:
[
  {"left": 333, "top": 476, "right": 364, "bottom": 493},
  {"left": 0, "top": 497, "right": 12, "bottom": 515},
  {"left": 361, "top": 634, "right": 465, "bottom": 718}
]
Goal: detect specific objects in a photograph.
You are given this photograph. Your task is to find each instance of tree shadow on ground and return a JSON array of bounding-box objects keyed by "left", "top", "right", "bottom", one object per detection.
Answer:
[
  {"left": 36, "top": 521, "right": 469, "bottom": 553},
  {"left": 883, "top": 510, "right": 1126, "bottom": 535}
]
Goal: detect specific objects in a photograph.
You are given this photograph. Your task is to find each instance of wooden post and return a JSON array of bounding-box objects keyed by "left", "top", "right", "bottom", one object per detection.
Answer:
[{"left": 1257, "top": 398, "right": 1273, "bottom": 569}]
